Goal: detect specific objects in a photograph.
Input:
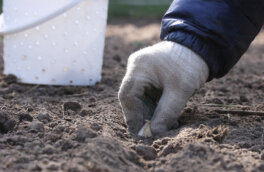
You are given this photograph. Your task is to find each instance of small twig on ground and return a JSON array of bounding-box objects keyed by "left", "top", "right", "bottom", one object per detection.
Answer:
[
  {"left": 261, "top": 132, "right": 264, "bottom": 146},
  {"left": 61, "top": 105, "right": 65, "bottom": 120},
  {"left": 215, "top": 109, "right": 264, "bottom": 116},
  {"left": 65, "top": 93, "right": 90, "bottom": 97},
  {"left": 202, "top": 104, "right": 249, "bottom": 108},
  {"left": 25, "top": 85, "right": 40, "bottom": 94}
]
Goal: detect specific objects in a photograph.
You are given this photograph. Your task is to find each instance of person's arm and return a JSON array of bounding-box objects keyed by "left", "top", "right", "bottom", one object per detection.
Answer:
[
  {"left": 119, "top": 0, "right": 264, "bottom": 136},
  {"left": 161, "top": 0, "right": 264, "bottom": 80}
]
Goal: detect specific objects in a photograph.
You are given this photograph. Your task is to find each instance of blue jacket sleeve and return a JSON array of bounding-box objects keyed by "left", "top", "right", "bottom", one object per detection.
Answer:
[{"left": 161, "top": 0, "right": 264, "bottom": 80}]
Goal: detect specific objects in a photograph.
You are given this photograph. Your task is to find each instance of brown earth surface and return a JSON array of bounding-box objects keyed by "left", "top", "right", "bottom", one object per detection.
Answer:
[{"left": 0, "top": 19, "right": 264, "bottom": 172}]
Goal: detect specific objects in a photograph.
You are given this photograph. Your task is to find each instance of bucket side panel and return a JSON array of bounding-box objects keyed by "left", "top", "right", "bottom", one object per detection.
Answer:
[{"left": 3, "top": 0, "right": 109, "bottom": 86}]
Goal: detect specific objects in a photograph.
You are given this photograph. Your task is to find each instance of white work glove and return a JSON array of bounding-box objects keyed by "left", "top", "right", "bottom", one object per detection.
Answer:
[{"left": 118, "top": 41, "right": 209, "bottom": 136}]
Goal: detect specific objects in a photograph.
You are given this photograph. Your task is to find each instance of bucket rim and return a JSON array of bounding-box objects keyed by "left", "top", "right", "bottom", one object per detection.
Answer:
[{"left": 0, "top": 0, "right": 83, "bottom": 35}]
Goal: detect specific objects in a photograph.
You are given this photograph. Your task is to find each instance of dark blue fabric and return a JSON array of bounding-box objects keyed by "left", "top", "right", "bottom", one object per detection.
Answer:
[{"left": 161, "top": 0, "right": 264, "bottom": 80}]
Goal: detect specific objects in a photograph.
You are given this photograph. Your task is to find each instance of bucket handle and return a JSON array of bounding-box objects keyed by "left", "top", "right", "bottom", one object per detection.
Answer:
[{"left": 0, "top": 0, "right": 84, "bottom": 35}]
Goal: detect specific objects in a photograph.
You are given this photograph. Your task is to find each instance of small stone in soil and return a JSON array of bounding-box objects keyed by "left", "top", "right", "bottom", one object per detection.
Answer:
[
  {"left": 240, "top": 95, "right": 249, "bottom": 102},
  {"left": 75, "top": 127, "right": 97, "bottom": 142},
  {"left": 135, "top": 145, "right": 157, "bottom": 160},
  {"left": 63, "top": 101, "right": 82, "bottom": 112},
  {"left": 42, "top": 145, "right": 55, "bottom": 155},
  {"left": 37, "top": 112, "right": 51, "bottom": 122},
  {"left": 29, "top": 121, "right": 44, "bottom": 132}
]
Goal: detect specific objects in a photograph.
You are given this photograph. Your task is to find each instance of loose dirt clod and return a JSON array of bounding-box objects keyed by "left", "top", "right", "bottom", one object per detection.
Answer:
[
  {"left": 19, "top": 113, "right": 33, "bottom": 122},
  {"left": 159, "top": 142, "right": 182, "bottom": 157},
  {"left": 3, "top": 74, "right": 17, "bottom": 84},
  {"left": 75, "top": 127, "right": 97, "bottom": 142},
  {"left": 135, "top": 145, "right": 157, "bottom": 160},
  {"left": 260, "top": 151, "right": 264, "bottom": 160},
  {"left": 42, "top": 145, "right": 55, "bottom": 155},
  {"left": 37, "top": 112, "right": 51, "bottom": 123},
  {"left": 79, "top": 109, "right": 93, "bottom": 117},
  {"left": 29, "top": 121, "right": 44, "bottom": 133},
  {"left": 90, "top": 123, "right": 102, "bottom": 131},
  {"left": 197, "top": 125, "right": 229, "bottom": 143},
  {"left": 0, "top": 112, "right": 16, "bottom": 134},
  {"left": 63, "top": 101, "right": 82, "bottom": 112},
  {"left": 47, "top": 164, "right": 59, "bottom": 171}
]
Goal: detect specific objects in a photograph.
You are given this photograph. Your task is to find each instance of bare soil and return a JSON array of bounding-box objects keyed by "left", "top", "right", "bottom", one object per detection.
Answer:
[{"left": 0, "top": 19, "right": 264, "bottom": 172}]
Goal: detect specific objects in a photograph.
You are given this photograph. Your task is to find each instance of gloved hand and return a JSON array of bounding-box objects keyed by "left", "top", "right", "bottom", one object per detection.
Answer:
[{"left": 118, "top": 41, "right": 209, "bottom": 136}]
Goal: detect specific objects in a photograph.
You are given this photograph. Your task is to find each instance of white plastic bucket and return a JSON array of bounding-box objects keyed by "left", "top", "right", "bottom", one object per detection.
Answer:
[{"left": 0, "top": 0, "right": 109, "bottom": 86}]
